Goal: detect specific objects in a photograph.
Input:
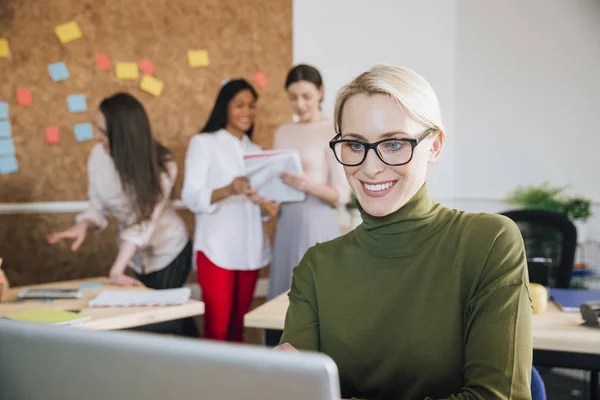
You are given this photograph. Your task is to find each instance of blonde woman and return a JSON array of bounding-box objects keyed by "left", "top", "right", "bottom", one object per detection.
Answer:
[{"left": 277, "top": 65, "right": 532, "bottom": 399}]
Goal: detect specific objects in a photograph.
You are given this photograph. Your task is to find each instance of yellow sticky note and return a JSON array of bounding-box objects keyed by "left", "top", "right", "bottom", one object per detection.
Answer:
[
  {"left": 0, "top": 39, "right": 9, "bottom": 58},
  {"left": 187, "top": 50, "right": 210, "bottom": 67},
  {"left": 115, "top": 62, "right": 139, "bottom": 80},
  {"left": 55, "top": 21, "right": 83, "bottom": 44},
  {"left": 140, "top": 75, "right": 164, "bottom": 97}
]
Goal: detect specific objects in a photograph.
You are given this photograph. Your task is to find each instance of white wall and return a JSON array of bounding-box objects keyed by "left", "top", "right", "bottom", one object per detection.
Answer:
[
  {"left": 293, "top": 0, "right": 457, "bottom": 200},
  {"left": 294, "top": 0, "right": 600, "bottom": 240}
]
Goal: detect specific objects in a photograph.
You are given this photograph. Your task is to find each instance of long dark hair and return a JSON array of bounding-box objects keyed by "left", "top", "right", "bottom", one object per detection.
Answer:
[
  {"left": 99, "top": 92, "right": 172, "bottom": 223},
  {"left": 200, "top": 79, "right": 258, "bottom": 138},
  {"left": 285, "top": 64, "right": 323, "bottom": 90}
]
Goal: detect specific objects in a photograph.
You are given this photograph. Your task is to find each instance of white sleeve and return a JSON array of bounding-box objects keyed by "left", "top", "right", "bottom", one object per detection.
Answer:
[
  {"left": 75, "top": 147, "right": 109, "bottom": 229},
  {"left": 181, "top": 136, "right": 219, "bottom": 214}
]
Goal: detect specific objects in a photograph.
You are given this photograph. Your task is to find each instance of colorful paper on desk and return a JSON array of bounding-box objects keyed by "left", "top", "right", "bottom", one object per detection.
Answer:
[
  {"left": 0, "top": 156, "right": 18, "bottom": 175},
  {"left": 67, "top": 94, "right": 87, "bottom": 112},
  {"left": 74, "top": 123, "right": 93, "bottom": 142},
  {"left": 254, "top": 71, "right": 269, "bottom": 88},
  {"left": 244, "top": 150, "right": 306, "bottom": 203},
  {"left": 0, "top": 139, "right": 15, "bottom": 156},
  {"left": 0, "top": 38, "right": 9, "bottom": 58},
  {"left": 45, "top": 126, "right": 60, "bottom": 144},
  {"left": 187, "top": 50, "right": 210, "bottom": 67},
  {"left": 89, "top": 287, "right": 191, "bottom": 307},
  {"left": 17, "top": 88, "right": 32, "bottom": 107},
  {"left": 140, "top": 75, "right": 164, "bottom": 97},
  {"left": 95, "top": 52, "right": 112, "bottom": 71},
  {"left": 115, "top": 62, "right": 139, "bottom": 80},
  {"left": 48, "top": 61, "right": 70, "bottom": 82},
  {"left": 138, "top": 58, "right": 155, "bottom": 75},
  {"left": 0, "top": 121, "right": 12, "bottom": 138},
  {"left": 5, "top": 309, "right": 90, "bottom": 325},
  {"left": 55, "top": 21, "right": 83, "bottom": 44},
  {"left": 550, "top": 288, "right": 600, "bottom": 312},
  {"left": 0, "top": 101, "right": 8, "bottom": 120}
]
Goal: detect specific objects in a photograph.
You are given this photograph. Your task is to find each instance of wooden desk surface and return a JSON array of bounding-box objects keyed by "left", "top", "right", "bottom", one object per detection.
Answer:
[
  {"left": 244, "top": 292, "right": 600, "bottom": 356},
  {"left": 0, "top": 277, "right": 204, "bottom": 331}
]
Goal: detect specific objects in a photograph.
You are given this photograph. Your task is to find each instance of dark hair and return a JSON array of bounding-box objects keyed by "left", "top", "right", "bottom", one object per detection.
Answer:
[
  {"left": 99, "top": 92, "right": 172, "bottom": 223},
  {"left": 200, "top": 79, "right": 258, "bottom": 138},
  {"left": 285, "top": 64, "right": 323, "bottom": 90}
]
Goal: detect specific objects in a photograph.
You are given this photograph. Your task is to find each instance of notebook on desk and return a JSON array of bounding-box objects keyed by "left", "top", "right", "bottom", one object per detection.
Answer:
[
  {"left": 550, "top": 288, "right": 600, "bottom": 312},
  {"left": 88, "top": 287, "right": 191, "bottom": 307}
]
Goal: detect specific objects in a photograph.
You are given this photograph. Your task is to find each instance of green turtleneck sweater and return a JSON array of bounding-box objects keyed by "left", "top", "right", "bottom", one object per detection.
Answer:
[{"left": 280, "top": 185, "right": 532, "bottom": 400}]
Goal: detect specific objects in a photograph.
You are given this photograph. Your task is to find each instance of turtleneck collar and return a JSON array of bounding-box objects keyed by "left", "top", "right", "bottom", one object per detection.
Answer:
[{"left": 353, "top": 184, "right": 444, "bottom": 258}]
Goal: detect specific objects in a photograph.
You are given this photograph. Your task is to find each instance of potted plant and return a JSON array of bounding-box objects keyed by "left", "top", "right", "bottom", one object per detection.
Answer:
[{"left": 563, "top": 197, "right": 592, "bottom": 243}]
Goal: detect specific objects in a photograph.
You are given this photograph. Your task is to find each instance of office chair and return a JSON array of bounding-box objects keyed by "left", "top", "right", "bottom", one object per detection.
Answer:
[
  {"left": 531, "top": 366, "right": 546, "bottom": 400},
  {"left": 500, "top": 210, "right": 577, "bottom": 288}
]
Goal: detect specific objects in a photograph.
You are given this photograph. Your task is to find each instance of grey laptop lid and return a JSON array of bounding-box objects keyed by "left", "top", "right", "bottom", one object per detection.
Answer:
[{"left": 0, "top": 319, "right": 340, "bottom": 400}]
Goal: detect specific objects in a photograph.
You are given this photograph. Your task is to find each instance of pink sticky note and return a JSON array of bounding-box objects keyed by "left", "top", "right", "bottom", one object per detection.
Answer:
[
  {"left": 95, "top": 53, "right": 112, "bottom": 71},
  {"left": 45, "top": 126, "right": 60, "bottom": 144},
  {"left": 138, "top": 58, "right": 155, "bottom": 75},
  {"left": 17, "top": 88, "right": 32, "bottom": 107},
  {"left": 254, "top": 71, "right": 269, "bottom": 89}
]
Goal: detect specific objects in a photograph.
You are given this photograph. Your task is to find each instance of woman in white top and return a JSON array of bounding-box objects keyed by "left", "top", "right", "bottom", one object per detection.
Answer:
[
  {"left": 47, "top": 93, "right": 192, "bottom": 294},
  {"left": 182, "top": 79, "right": 277, "bottom": 342}
]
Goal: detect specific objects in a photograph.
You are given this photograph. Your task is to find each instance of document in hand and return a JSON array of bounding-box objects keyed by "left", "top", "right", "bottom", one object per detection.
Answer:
[{"left": 244, "top": 150, "right": 306, "bottom": 203}]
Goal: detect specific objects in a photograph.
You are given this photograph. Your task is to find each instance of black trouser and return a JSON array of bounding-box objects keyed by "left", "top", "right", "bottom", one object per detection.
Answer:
[
  {"left": 265, "top": 329, "right": 283, "bottom": 347},
  {"left": 130, "top": 240, "right": 199, "bottom": 338}
]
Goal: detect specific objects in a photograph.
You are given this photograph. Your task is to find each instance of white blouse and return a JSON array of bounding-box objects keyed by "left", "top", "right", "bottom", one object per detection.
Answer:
[
  {"left": 76, "top": 144, "right": 189, "bottom": 275},
  {"left": 181, "top": 129, "right": 271, "bottom": 271}
]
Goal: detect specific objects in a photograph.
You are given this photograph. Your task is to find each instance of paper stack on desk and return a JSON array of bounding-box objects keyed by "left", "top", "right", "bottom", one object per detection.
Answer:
[
  {"left": 244, "top": 150, "right": 306, "bottom": 203},
  {"left": 89, "top": 287, "right": 191, "bottom": 307}
]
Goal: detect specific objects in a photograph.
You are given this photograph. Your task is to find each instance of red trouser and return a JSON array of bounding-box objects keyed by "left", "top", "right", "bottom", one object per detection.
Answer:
[{"left": 196, "top": 251, "right": 259, "bottom": 342}]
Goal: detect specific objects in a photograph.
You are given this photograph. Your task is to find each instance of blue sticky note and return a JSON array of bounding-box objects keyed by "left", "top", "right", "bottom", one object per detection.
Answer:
[
  {"left": 79, "top": 282, "right": 103, "bottom": 290},
  {"left": 67, "top": 94, "right": 87, "bottom": 113},
  {"left": 0, "top": 139, "right": 15, "bottom": 156},
  {"left": 74, "top": 122, "right": 94, "bottom": 142},
  {"left": 0, "top": 121, "right": 11, "bottom": 138},
  {"left": 0, "top": 156, "right": 18, "bottom": 175},
  {"left": 48, "top": 62, "right": 70, "bottom": 82},
  {"left": 0, "top": 102, "right": 8, "bottom": 120}
]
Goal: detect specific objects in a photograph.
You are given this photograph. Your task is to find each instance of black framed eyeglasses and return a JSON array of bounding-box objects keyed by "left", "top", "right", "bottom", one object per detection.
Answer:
[{"left": 328, "top": 128, "right": 435, "bottom": 167}]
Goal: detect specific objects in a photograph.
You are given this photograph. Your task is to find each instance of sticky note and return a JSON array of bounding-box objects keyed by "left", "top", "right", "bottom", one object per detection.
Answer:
[
  {"left": 17, "top": 88, "right": 32, "bottom": 107},
  {"left": 74, "top": 123, "right": 94, "bottom": 142},
  {"left": 55, "top": 21, "right": 83, "bottom": 44},
  {"left": 115, "top": 62, "right": 139, "bottom": 80},
  {"left": 45, "top": 126, "right": 60, "bottom": 144},
  {"left": 187, "top": 50, "right": 210, "bottom": 67},
  {"left": 0, "top": 102, "right": 8, "bottom": 120},
  {"left": 0, "top": 139, "right": 15, "bottom": 156},
  {"left": 0, "top": 39, "right": 9, "bottom": 58},
  {"left": 140, "top": 75, "right": 164, "bottom": 97},
  {"left": 0, "top": 156, "right": 18, "bottom": 175},
  {"left": 79, "top": 282, "right": 103, "bottom": 290},
  {"left": 95, "top": 53, "right": 112, "bottom": 71},
  {"left": 67, "top": 94, "right": 87, "bottom": 112},
  {"left": 0, "top": 121, "right": 12, "bottom": 138},
  {"left": 138, "top": 58, "right": 155, "bottom": 75},
  {"left": 254, "top": 71, "right": 269, "bottom": 88},
  {"left": 48, "top": 61, "right": 70, "bottom": 82}
]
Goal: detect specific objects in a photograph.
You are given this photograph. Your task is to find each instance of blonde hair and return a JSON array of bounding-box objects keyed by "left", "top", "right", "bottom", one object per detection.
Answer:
[{"left": 334, "top": 64, "right": 446, "bottom": 140}]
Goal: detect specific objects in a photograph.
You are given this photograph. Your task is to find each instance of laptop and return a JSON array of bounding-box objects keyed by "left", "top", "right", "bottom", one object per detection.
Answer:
[{"left": 0, "top": 320, "right": 340, "bottom": 400}]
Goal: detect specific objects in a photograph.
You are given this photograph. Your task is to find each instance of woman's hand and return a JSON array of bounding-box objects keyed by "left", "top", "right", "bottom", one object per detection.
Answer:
[
  {"left": 260, "top": 201, "right": 280, "bottom": 219},
  {"left": 229, "top": 176, "right": 254, "bottom": 196},
  {"left": 109, "top": 271, "right": 145, "bottom": 287},
  {"left": 46, "top": 221, "right": 90, "bottom": 252},
  {"left": 281, "top": 172, "right": 312, "bottom": 192},
  {"left": 273, "top": 343, "right": 298, "bottom": 352}
]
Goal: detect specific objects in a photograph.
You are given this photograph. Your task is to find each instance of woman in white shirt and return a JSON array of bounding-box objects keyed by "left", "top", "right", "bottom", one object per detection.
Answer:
[
  {"left": 47, "top": 93, "right": 192, "bottom": 294},
  {"left": 182, "top": 79, "right": 276, "bottom": 342}
]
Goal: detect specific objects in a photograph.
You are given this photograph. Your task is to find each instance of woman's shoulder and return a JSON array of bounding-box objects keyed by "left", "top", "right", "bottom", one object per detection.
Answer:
[
  {"left": 453, "top": 211, "right": 521, "bottom": 243},
  {"left": 88, "top": 143, "right": 112, "bottom": 168}
]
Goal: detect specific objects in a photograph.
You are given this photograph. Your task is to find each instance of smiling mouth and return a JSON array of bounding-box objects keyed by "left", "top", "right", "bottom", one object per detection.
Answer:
[{"left": 360, "top": 180, "right": 398, "bottom": 197}]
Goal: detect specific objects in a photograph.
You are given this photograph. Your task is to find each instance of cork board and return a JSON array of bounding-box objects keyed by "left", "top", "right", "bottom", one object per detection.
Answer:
[
  {"left": 0, "top": 0, "right": 292, "bottom": 202},
  {"left": 0, "top": 0, "right": 290, "bottom": 286}
]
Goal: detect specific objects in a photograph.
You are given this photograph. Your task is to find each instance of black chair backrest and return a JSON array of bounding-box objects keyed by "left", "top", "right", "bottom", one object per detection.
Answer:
[{"left": 500, "top": 209, "right": 577, "bottom": 288}]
